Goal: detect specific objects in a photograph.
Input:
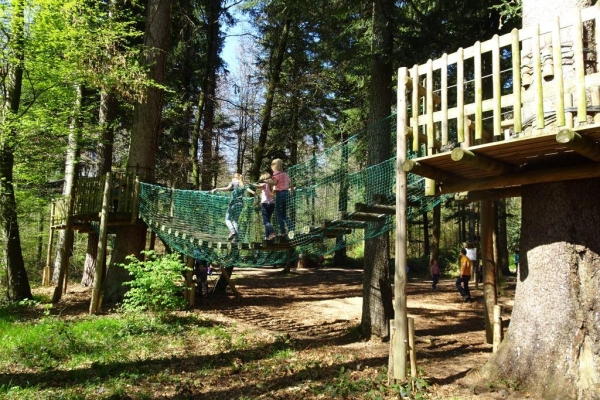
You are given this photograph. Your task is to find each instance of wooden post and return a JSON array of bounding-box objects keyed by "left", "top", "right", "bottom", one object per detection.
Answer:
[
  {"left": 43, "top": 202, "right": 56, "bottom": 286},
  {"left": 90, "top": 173, "right": 112, "bottom": 314},
  {"left": 481, "top": 200, "right": 497, "bottom": 344},
  {"left": 493, "top": 305, "right": 503, "bottom": 352},
  {"left": 52, "top": 193, "right": 76, "bottom": 303},
  {"left": 390, "top": 66, "right": 409, "bottom": 383},
  {"left": 408, "top": 317, "right": 417, "bottom": 378},
  {"left": 131, "top": 176, "right": 140, "bottom": 224},
  {"left": 186, "top": 257, "right": 195, "bottom": 306}
]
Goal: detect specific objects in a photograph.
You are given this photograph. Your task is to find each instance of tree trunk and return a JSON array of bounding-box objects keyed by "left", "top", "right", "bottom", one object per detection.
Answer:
[
  {"left": 430, "top": 204, "right": 441, "bottom": 264},
  {"left": 81, "top": 232, "right": 98, "bottom": 287},
  {"left": 82, "top": 90, "right": 118, "bottom": 287},
  {"left": 249, "top": 10, "right": 290, "bottom": 182},
  {"left": 496, "top": 199, "right": 511, "bottom": 276},
  {"left": 104, "top": 0, "right": 173, "bottom": 304},
  {"left": 1, "top": 0, "right": 32, "bottom": 301},
  {"left": 482, "top": 180, "right": 600, "bottom": 397},
  {"left": 199, "top": 0, "right": 221, "bottom": 190},
  {"left": 361, "top": 0, "right": 394, "bottom": 340}
]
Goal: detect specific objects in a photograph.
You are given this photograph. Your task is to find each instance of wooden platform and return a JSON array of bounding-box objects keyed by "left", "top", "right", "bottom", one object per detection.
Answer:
[{"left": 405, "top": 124, "right": 600, "bottom": 196}]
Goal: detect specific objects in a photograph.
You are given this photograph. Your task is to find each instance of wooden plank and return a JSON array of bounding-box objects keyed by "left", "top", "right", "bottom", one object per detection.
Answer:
[
  {"left": 457, "top": 48, "right": 465, "bottom": 143},
  {"left": 402, "top": 160, "right": 460, "bottom": 182},
  {"left": 533, "top": 23, "right": 544, "bottom": 131},
  {"left": 492, "top": 34, "right": 502, "bottom": 138},
  {"left": 556, "top": 129, "right": 600, "bottom": 162},
  {"left": 441, "top": 53, "right": 448, "bottom": 145},
  {"left": 451, "top": 148, "right": 517, "bottom": 175},
  {"left": 552, "top": 17, "right": 565, "bottom": 127},
  {"left": 427, "top": 59, "right": 434, "bottom": 152},
  {"left": 474, "top": 41, "right": 482, "bottom": 141},
  {"left": 454, "top": 187, "right": 522, "bottom": 202},
  {"left": 512, "top": 28, "right": 522, "bottom": 133},
  {"left": 411, "top": 64, "right": 420, "bottom": 153},
  {"left": 439, "top": 162, "right": 600, "bottom": 194},
  {"left": 573, "top": 10, "right": 586, "bottom": 123}
]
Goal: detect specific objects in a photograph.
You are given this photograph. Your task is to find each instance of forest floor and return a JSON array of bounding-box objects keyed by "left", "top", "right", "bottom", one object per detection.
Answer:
[
  {"left": 189, "top": 265, "right": 535, "bottom": 400},
  {"left": 22, "top": 265, "right": 545, "bottom": 400}
]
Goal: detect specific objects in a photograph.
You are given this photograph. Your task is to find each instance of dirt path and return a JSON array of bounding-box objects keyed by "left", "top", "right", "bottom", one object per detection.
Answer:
[{"left": 195, "top": 266, "right": 526, "bottom": 399}]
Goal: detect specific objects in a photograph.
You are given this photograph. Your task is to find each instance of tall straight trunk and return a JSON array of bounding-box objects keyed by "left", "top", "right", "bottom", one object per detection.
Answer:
[
  {"left": 199, "top": 0, "right": 221, "bottom": 189},
  {"left": 81, "top": 90, "right": 118, "bottom": 287},
  {"left": 0, "top": 0, "right": 32, "bottom": 301},
  {"left": 52, "top": 84, "right": 83, "bottom": 289},
  {"left": 249, "top": 10, "right": 290, "bottom": 181},
  {"left": 430, "top": 204, "right": 441, "bottom": 263},
  {"left": 361, "top": 0, "right": 394, "bottom": 340},
  {"left": 52, "top": 84, "right": 84, "bottom": 302},
  {"left": 103, "top": 0, "right": 173, "bottom": 303}
]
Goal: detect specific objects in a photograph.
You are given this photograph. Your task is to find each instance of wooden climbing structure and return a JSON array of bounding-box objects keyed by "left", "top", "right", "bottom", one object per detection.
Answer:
[{"left": 392, "top": 4, "right": 600, "bottom": 381}]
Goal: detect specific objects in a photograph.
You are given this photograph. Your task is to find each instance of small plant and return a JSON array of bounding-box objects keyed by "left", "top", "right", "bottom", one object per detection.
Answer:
[{"left": 121, "top": 251, "right": 190, "bottom": 312}]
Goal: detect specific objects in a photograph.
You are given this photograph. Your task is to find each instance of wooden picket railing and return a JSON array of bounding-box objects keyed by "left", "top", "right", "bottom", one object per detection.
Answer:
[
  {"left": 50, "top": 172, "right": 139, "bottom": 228},
  {"left": 398, "top": 5, "right": 600, "bottom": 157}
]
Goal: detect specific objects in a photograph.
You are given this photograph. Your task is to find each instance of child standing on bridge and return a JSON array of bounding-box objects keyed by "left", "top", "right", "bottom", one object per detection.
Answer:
[
  {"left": 271, "top": 158, "right": 294, "bottom": 237},
  {"left": 251, "top": 172, "right": 276, "bottom": 240},
  {"left": 211, "top": 173, "right": 251, "bottom": 243}
]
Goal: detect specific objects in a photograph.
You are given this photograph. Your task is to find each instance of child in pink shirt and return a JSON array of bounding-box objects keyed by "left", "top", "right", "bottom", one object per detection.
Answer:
[{"left": 271, "top": 158, "right": 294, "bottom": 236}]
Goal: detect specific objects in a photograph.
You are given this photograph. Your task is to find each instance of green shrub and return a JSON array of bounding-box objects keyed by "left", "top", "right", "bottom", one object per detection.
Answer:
[{"left": 121, "top": 251, "right": 190, "bottom": 312}]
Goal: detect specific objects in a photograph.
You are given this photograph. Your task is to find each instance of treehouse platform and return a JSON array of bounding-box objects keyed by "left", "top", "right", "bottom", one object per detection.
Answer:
[{"left": 396, "top": 5, "right": 600, "bottom": 198}]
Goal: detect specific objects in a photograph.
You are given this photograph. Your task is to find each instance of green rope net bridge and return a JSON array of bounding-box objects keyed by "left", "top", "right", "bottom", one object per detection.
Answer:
[{"left": 137, "top": 116, "right": 448, "bottom": 267}]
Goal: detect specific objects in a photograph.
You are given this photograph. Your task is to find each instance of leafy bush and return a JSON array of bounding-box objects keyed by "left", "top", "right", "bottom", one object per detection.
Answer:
[{"left": 122, "top": 251, "right": 190, "bottom": 312}]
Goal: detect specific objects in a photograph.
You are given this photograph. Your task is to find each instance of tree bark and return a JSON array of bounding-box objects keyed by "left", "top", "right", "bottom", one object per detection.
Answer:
[
  {"left": 482, "top": 180, "right": 600, "bottom": 397},
  {"left": 0, "top": 0, "right": 32, "bottom": 301},
  {"left": 199, "top": 0, "right": 221, "bottom": 190},
  {"left": 361, "top": 0, "right": 394, "bottom": 340},
  {"left": 104, "top": 0, "right": 173, "bottom": 303},
  {"left": 249, "top": 10, "right": 290, "bottom": 182}
]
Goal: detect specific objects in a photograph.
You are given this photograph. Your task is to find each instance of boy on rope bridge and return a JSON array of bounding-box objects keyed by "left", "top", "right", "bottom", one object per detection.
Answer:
[
  {"left": 271, "top": 158, "right": 294, "bottom": 238},
  {"left": 211, "top": 172, "right": 254, "bottom": 243},
  {"left": 248, "top": 172, "right": 276, "bottom": 240}
]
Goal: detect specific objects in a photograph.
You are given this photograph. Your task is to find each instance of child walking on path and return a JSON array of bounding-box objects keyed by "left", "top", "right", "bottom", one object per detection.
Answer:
[
  {"left": 251, "top": 172, "right": 276, "bottom": 240},
  {"left": 456, "top": 248, "right": 472, "bottom": 302},
  {"left": 211, "top": 173, "right": 251, "bottom": 243},
  {"left": 430, "top": 259, "right": 440, "bottom": 290},
  {"left": 271, "top": 158, "right": 294, "bottom": 237}
]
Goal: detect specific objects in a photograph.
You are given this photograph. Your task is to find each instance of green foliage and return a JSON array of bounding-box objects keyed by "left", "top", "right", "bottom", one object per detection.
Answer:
[{"left": 121, "top": 251, "right": 190, "bottom": 312}]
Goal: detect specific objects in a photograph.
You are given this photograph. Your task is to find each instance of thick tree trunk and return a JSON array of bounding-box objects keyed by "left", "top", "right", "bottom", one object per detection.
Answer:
[
  {"left": 1, "top": 0, "right": 32, "bottom": 301},
  {"left": 104, "top": 0, "right": 173, "bottom": 304},
  {"left": 482, "top": 180, "right": 600, "bottom": 397},
  {"left": 81, "top": 232, "right": 99, "bottom": 287},
  {"left": 361, "top": 0, "right": 394, "bottom": 340}
]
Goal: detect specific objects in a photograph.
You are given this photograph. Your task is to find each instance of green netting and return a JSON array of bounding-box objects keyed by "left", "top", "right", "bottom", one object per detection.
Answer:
[{"left": 137, "top": 114, "right": 449, "bottom": 267}]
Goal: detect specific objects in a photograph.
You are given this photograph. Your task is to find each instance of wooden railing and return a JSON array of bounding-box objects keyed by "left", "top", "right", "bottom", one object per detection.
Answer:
[
  {"left": 398, "top": 5, "right": 600, "bottom": 156},
  {"left": 50, "top": 172, "right": 139, "bottom": 228}
]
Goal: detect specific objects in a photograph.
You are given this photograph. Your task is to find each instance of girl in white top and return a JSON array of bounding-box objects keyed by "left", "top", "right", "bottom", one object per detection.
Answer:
[{"left": 254, "top": 172, "right": 276, "bottom": 239}]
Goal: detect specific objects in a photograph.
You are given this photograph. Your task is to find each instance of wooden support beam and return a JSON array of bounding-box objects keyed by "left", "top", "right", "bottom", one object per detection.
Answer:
[
  {"left": 439, "top": 162, "right": 600, "bottom": 194},
  {"left": 355, "top": 203, "right": 396, "bottom": 215},
  {"left": 341, "top": 212, "right": 386, "bottom": 222},
  {"left": 402, "top": 159, "right": 458, "bottom": 183},
  {"left": 406, "top": 127, "right": 441, "bottom": 151},
  {"left": 323, "top": 228, "right": 352, "bottom": 238},
  {"left": 451, "top": 148, "right": 517, "bottom": 175},
  {"left": 402, "top": 75, "right": 441, "bottom": 105},
  {"left": 556, "top": 128, "right": 600, "bottom": 162},
  {"left": 454, "top": 187, "right": 522, "bottom": 202}
]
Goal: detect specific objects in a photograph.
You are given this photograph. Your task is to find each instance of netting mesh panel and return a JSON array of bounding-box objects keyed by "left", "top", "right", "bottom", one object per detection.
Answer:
[{"left": 137, "top": 115, "right": 449, "bottom": 267}]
